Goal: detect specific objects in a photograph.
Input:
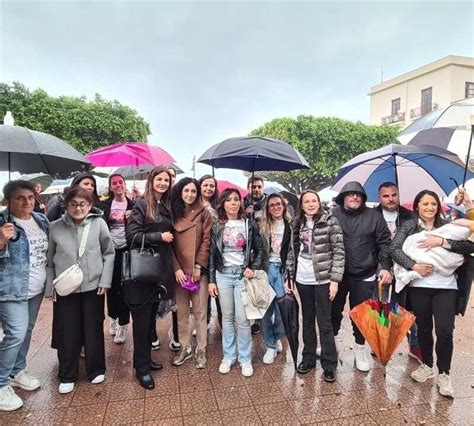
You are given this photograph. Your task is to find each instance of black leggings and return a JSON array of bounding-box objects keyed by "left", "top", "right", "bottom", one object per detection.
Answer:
[{"left": 408, "top": 287, "right": 457, "bottom": 374}]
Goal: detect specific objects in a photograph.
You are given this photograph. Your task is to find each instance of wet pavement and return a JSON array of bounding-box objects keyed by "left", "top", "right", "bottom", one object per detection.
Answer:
[{"left": 0, "top": 297, "right": 473, "bottom": 425}]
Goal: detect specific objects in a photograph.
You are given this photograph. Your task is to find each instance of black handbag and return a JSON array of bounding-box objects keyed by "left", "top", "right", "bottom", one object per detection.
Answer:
[{"left": 121, "top": 234, "right": 162, "bottom": 285}]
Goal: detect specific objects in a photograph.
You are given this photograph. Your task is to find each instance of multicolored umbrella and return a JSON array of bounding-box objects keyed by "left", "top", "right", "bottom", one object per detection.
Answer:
[{"left": 349, "top": 284, "right": 416, "bottom": 370}]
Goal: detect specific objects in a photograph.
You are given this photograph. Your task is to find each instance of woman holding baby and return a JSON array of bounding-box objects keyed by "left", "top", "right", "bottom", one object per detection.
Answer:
[{"left": 390, "top": 189, "right": 474, "bottom": 399}]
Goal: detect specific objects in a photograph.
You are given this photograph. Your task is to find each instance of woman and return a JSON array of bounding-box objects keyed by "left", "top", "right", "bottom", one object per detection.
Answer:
[
  {"left": 103, "top": 174, "right": 134, "bottom": 344},
  {"left": 125, "top": 166, "right": 174, "bottom": 390},
  {"left": 170, "top": 178, "right": 212, "bottom": 368},
  {"left": 259, "top": 193, "right": 293, "bottom": 364},
  {"left": 0, "top": 180, "right": 49, "bottom": 412},
  {"left": 292, "top": 190, "right": 344, "bottom": 382},
  {"left": 208, "top": 188, "right": 264, "bottom": 377},
  {"left": 391, "top": 190, "right": 474, "bottom": 398},
  {"left": 199, "top": 174, "right": 222, "bottom": 327},
  {"left": 32, "top": 182, "right": 46, "bottom": 214},
  {"left": 46, "top": 188, "right": 114, "bottom": 394}
]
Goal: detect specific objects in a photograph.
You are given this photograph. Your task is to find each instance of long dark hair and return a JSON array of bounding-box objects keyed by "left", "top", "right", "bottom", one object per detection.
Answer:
[
  {"left": 413, "top": 190, "right": 444, "bottom": 228},
  {"left": 108, "top": 173, "right": 126, "bottom": 199},
  {"left": 216, "top": 188, "right": 245, "bottom": 226},
  {"left": 294, "top": 190, "right": 323, "bottom": 229},
  {"left": 199, "top": 174, "right": 219, "bottom": 208},
  {"left": 144, "top": 166, "right": 172, "bottom": 221},
  {"left": 170, "top": 177, "right": 201, "bottom": 220}
]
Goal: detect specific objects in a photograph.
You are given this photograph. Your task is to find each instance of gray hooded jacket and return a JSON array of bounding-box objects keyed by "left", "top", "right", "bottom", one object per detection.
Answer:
[{"left": 46, "top": 208, "right": 115, "bottom": 297}]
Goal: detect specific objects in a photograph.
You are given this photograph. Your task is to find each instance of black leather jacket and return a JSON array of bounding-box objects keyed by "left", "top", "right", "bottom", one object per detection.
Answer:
[{"left": 208, "top": 219, "right": 264, "bottom": 283}]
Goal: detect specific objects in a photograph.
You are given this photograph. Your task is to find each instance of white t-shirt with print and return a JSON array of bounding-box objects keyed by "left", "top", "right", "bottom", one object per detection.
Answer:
[
  {"left": 109, "top": 199, "right": 128, "bottom": 248},
  {"left": 382, "top": 209, "right": 399, "bottom": 239},
  {"left": 296, "top": 216, "right": 317, "bottom": 285},
  {"left": 269, "top": 219, "right": 285, "bottom": 263},
  {"left": 14, "top": 216, "right": 48, "bottom": 298},
  {"left": 222, "top": 219, "right": 247, "bottom": 267}
]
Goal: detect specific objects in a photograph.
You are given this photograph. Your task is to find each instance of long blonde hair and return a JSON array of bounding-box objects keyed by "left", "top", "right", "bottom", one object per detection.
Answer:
[
  {"left": 144, "top": 166, "right": 172, "bottom": 221},
  {"left": 261, "top": 193, "right": 291, "bottom": 235}
]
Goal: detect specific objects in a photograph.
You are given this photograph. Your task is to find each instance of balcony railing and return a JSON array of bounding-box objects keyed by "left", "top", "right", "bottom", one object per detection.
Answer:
[
  {"left": 410, "top": 103, "right": 439, "bottom": 119},
  {"left": 381, "top": 111, "right": 406, "bottom": 125}
]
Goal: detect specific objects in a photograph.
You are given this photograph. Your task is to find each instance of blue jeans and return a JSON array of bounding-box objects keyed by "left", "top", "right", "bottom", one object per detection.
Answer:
[
  {"left": 0, "top": 293, "right": 43, "bottom": 386},
  {"left": 261, "top": 262, "right": 286, "bottom": 349},
  {"left": 216, "top": 268, "right": 252, "bottom": 364}
]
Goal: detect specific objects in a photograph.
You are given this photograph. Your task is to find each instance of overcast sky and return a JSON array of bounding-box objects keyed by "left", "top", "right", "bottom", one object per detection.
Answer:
[{"left": 1, "top": 0, "right": 473, "bottom": 187}]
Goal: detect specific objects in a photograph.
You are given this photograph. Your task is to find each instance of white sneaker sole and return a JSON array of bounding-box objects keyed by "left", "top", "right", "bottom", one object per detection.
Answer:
[
  {"left": 11, "top": 381, "right": 41, "bottom": 391},
  {"left": 411, "top": 372, "right": 435, "bottom": 383},
  {"left": 0, "top": 400, "right": 23, "bottom": 411}
]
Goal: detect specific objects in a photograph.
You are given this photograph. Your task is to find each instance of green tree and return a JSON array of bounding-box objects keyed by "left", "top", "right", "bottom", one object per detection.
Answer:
[
  {"left": 250, "top": 116, "right": 400, "bottom": 193},
  {"left": 0, "top": 81, "right": 151, "bottom": 153}
]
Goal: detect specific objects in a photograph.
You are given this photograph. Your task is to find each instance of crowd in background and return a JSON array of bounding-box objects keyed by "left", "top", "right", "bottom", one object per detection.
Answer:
[{"left": 1, "top": 167, "right": 473, "bottom": 412}]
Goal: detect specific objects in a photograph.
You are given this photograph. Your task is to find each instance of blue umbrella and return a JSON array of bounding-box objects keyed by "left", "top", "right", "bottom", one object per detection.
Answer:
[
  {"left": 197, "top": 136, "right": 309, "bottom": 172},
  {"left": 331, "top": 144, "right": 474, "bottom": 203}
]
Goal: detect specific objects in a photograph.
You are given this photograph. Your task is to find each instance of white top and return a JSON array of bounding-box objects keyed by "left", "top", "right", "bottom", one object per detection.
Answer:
[
  {"left": 109, "top": 199, "right": 128, "bottom": 248},
  {"left": 296, "top": 216, "right": 317, "bottom": 285},
  {"left": 382, "top": 209, "right": 399, "bottom": 239},
  {"left": 222, "top": 219, "right": 246, "bottom": 267},
  {"left": 14, "top": 216, "right": 48, "bottom": 298},
  {"left": 410, "top": 271, "right": 457, "bottom": 290},
  {"left": 269, "top": 219, "right": 285, "bottom": 263}
]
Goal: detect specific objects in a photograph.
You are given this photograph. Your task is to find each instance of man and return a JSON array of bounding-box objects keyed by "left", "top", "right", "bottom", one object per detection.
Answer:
[
  {"left": 32, "top": 182, "right": 46, "bottom": 214},
  {"left": 331, "top": 181, "right": 392, "bottom": 372},
  {"left": 375, "top": 182, "right": 421, "bottom": 363},
  {"left": 243, "top": 175, "right": 267, "bottom": 221}
]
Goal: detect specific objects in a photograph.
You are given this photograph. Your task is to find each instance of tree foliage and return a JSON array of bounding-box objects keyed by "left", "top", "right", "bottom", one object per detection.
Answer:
[
  {"left": 250, "top": 116, "right": 400, "bottom": 193},
  {"left": 0, "top": 81, "right": 151, "bottom": 153}
]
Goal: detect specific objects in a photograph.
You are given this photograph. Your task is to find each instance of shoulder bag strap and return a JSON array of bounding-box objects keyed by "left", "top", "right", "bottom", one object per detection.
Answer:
[{"left": 78, "top": 221, "right": 91, "bottom": 259}]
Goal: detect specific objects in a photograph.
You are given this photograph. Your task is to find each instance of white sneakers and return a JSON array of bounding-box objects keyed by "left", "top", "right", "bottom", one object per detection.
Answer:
[
  {"left": 58, "top": 383, "right": 74, "bottom": 394},
  {"left": 354, "top": 344, "right": 371, "bottom": 372},
  {"left": 0, "top": 385, "right": 23, "bottom": 411},
  {"left": 11, "top": 370, "right": 41, "bottom": 391},
  {"left": 276, "top": 340, "right": 283, "bottom": 353},
  {"left": 218, "top": 359, "right": 235, "bottom": 374},
  {"left": 241, "top": 363, "right": 254, "bottom": 377},
  {"left": 263, "top": 348, "right": 277, "bottom": 365},
  {"left": 114, "top": 325, "right": 127, "bottom": 344},
  {"left": 436, "top": 373, "right": 454, "bottom": 398},
  {"left": 109, "top": 318, "right": 118, "bottom": 336},
  {"left": 91, "top": 374, "right": 105, "bottom": 384},
  {"left": 411, "top": 364, "right": 435, "bottom": 383}
]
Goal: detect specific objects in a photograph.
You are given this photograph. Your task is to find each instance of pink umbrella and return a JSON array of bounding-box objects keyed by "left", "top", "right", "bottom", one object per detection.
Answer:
[
  {"left": 86, "top": 142, "right": 175, "bottom": 168},
  {"left": 216, "top": 180, "right": 247, "bottom": 197}
]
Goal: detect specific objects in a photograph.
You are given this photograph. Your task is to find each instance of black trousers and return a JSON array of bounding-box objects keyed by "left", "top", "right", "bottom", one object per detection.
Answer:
[
  {"left": 297, "top": 283, "right": 338, "bottom": 372},
  {"left": 207, "top": 295, "right": 222, "bottom": 325},
  {"left": 131, "top": 302, "right": 159, "bottom": 376},
  {"left": 107, "top": 247, "right": 130, "bottom": 326},
  {"left": 331, "top": 275, "right": 376, "bottom": 345},
  {"left": 408, "top": 287, "right": 457, "bottom": 374},
  {"left": 55, "top": 290, "right": 106, "bottom": 383}
]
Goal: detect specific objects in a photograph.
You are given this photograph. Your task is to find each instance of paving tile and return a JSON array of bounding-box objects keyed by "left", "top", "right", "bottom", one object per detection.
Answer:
[
  {"left": 254, "top": 401, "right": 300, "bottom": 425},
  {"left": 219, "top": 406, "right": 263, "bottom": 425},
  {"left": 433, "top": 396, "right": 474, "bottom": 424},
  {"left": 317, "top": 413, "right": 378, "bottom": 425},
  {"left": 214, "top": 384, "right": 252, "bottom": 410},
  {"left": 29, "top": 385, "right": 74, "bottom": 409},
  {"left": 109, "top": 380, "right": 145, "bottom": 401},
  {"left": 146, "top": 374, "right": 180, "bottom": 398},
  {"left": 208, "top": 369, "right": 244, "bottom": 388},
  {"left": 239, "top": 365, "right": 274, "bottom": 384},
  {"left": 399, "top": 403, "right": 452, "bottom": 425},
  {"left": 103, "top": 399, "right": 145, "bottom": 424},
  {"left": 144, "top": 394, "right": 181, "bottom": 421},
  {"left": 0, "top": 409, "right": 26, "bottom": 425},
  {"left": 245, "top": 382, "right": 286, "bottom": 405},
  {"left": 143, "top": 417, "right": 184, "bottom": 425},
  {"left": 178, "top": 370, "right": 213, "bottom": 392},
  {"left": 22, "top": 407, "right": 67, "bottom": 425},
  {"left": 70, "top": 381, "right": 112, "bottom": 407},
  {"left": 288, "top": 396, "right": 334, "bottom": 424},
  {"left": 180, "top": 389, "right": 218, "bottom": 416},
  {"left": 62, "top": 402, "right": 107, "bottom": 424},
  {"left": 318, "top": 392, "right": 368, "bottom": 419},
  {"left": 182, "top": 410, "right": 223, "bottom": 425}
]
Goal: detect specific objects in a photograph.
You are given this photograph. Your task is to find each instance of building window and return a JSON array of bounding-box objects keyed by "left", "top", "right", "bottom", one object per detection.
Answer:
[
  {"left": 391, "top": 98, "right": 401, "bottom": 115},
  {"left": 466, "top": 82, "right": 474, "bottom": 99},
  {"left": 421, "top": 87, "right": 432, "bottom": 115}
]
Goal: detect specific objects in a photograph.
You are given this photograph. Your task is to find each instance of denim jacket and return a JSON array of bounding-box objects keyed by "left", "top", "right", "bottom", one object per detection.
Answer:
[{"left": 0, "top": 210, "right": 49, "bottom": 302}]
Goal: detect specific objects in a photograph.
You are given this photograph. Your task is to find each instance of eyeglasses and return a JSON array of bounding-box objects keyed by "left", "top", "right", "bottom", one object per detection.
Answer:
[
  {"left": 269, "top": 202, "right": 283, "bottom": 209},
  {"left": 68, "top": 201, "right": 90, "bottom": 209}
]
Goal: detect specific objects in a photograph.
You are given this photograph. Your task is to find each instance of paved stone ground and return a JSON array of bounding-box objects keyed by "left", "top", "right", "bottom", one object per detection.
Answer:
[{"left": 0, "top": 295, "right": 473, "bottom": 425}]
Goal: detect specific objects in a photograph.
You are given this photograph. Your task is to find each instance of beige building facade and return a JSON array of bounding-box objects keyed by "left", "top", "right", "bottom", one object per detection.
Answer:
[{"left": 369, "top": 55, "right": 474, "bottom": 128}]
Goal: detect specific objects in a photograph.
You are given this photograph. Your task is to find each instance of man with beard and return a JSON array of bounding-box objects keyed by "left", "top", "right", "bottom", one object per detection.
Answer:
[
  {"left": 331, "top": 181, "right": 392, "bottom": 372},
  {"left": 243, "top": 175, "right": 267, "bottom": 221}
]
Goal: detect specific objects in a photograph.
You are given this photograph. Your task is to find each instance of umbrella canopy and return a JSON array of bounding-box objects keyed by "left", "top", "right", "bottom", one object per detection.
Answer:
[
  {"left": 0, "top": 125, "right": 90, "bottom": 176},
  {"left": 112, "top": 163, "right": 184, "bottom": 181},
  {"left": 331, "top": 144, "right": 474, "bottom": 203},
  {"left": 266, "top": 186, "right": 299, "bottom": 210},
  {"left": 197, "top": 136, "right": 310, "bottom": 172},
  {"left": 19, "top": 173, "right": 53, "bottom": 191},
  {"left": 216, "top": 180, "right": 247, "bottom": 197},
  {"left": 397, "top": 98, "right": 474, "bottom": 163},
  {"left": 276, "top": 292, "right": 300, "bottom": 368},
  {"left": 86, "top": 142, "right": 175, "bottom": 168}
]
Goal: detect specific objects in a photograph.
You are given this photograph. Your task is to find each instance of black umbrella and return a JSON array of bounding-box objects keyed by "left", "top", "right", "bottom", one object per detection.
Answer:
[
  {"left": 276, "top": 291, "right": 300, "bottom": 368},
  {"left": 266, "top": 186, "right": 299, "bottom": 210},
  {"left": 114, "top": 163, "right": 184, "bottom": 180},
  {"left": 0, "top": 125, "right": 90, "bottom": 178},
  {"left": 197, "top": 136, "right": 310, "bottom": 172}
]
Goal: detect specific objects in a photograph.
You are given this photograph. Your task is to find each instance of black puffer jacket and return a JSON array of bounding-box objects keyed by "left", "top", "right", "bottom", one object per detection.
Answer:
[
  {"left": 293, "top": 210, "right": 345, "bottom": 284},
  {"left": 208, "top": 219, "right": 264, "bottom": 283},
  {"left": 333, "top": 182, "right": 392, "bottom": 278}
]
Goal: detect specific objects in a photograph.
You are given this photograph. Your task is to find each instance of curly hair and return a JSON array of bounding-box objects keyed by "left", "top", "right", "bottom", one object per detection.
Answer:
[
  {"left": 170, "top": 177, "right": 201, "bottom": 220},
  {"left": 294, "top": 190, "right": 323, "bottom": 230},
  {"left": 199, "top": 174, "right": 219, "bottom": 208},
  {"left": 216, "top": 188, "right": 245, "bottom": 226}
]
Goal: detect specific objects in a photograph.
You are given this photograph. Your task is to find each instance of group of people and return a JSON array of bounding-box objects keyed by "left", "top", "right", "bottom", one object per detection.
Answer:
[{"left": 1, "top": 166, "right": 473, "bottom": 412}]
